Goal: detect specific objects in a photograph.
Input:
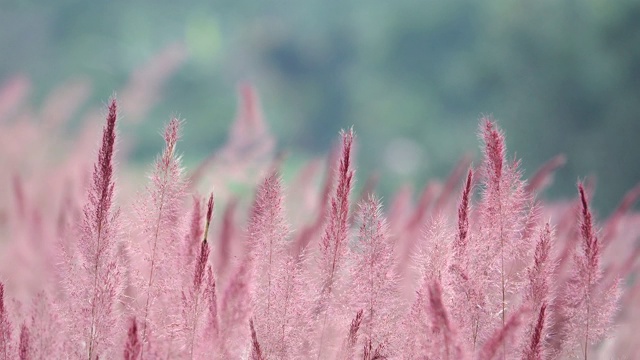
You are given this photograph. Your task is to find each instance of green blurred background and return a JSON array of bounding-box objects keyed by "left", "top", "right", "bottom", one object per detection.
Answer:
[{"left": 2, "top": 0, "right": 639, "bottom": 214}]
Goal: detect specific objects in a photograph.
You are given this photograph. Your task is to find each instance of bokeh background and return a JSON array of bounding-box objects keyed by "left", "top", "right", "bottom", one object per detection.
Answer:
[{"left": 2, "top": 0, "right": 640, "bottom": 214}]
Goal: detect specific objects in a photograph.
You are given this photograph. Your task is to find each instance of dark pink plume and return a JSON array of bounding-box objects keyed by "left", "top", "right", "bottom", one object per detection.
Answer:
[
  {"left": 0, "top": 282, "right": 12, "bottom": 359},
  {"left": 95, "top": 98, "right": 117, "bottom": 219},
  {"left": 523, "top": 303, "right": 547, "bottom": 360},
  {"left": 477, "top": 117, "right": 530, "bottom": 333},
  {"left": 18, "top": 323, "right": 29, "bottom": 360},
  {"left": 525, "top": 223, "right": 553, "bottom": 306},
  {"left": 71, "top": 98, "right": 122, "bottom": 359},
  {"left": 123, "top": 318, "right": 141, "bottom": 360},
  {"left": 350, "top": 195, "right": 398, "bottom": 357},
  {"left": 453, "top": 169, "right": 473, "bottom": 258},
  {"left": 320, "top": 128, "right": 354, "bottom": 293},
  {"left": 338, "top": 309, "right": 363, "bottom": 360},
  {"left": 249, "top": 319, "right": 265, "bottom": 360},
  {"left": 562, "top": 182, "right": 620, "bottom": 359},
  {"left": 194, "top": 235, "right": 211, "bottom": 292},
  {"left": 481, "top": 117, "right": 505, "bottom": 192},
  {"left": 316, "top": 128, "right": 355, "bottom": 357},
  {"left": 579, "top": 183, "right": 599, "bottom": 271},
  {"left": 428, "top": 280, "right": 464, "bottom": 360},
  {"left": 206, "top": 193, "right": 214, "bottom": 235},
  {"left": 248, "top": 173, "right": 291, "bottom": 356}
]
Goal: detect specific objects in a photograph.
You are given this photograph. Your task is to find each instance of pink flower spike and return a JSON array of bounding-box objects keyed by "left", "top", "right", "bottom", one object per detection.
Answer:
[
  {"left": 428, "top": 280, "right": 464, "bottom": 360},
  {"left": 524, "top": 303, "right": 547, "bottom": 360},
  {"left": 65, "top": 97, "right": 123, "bottom": 359},
  {"left": 454, "top": 169, "right": 473, "bottom": 258},
  {"left": 317, "top": 128, "right": 355, "bottom": 356},
  {"left": 337, "top": 309, "right": 363, "bottom": 360},
  {"left": 249, "top": 319, "right": 265, "bottom": 360},
  {"left": 579, "top": 184, "right": 598, "bottom": 269},
  {"left": 194, "top": 193, "right": 214, "bottom": 291},
  {"left": 18, "top": 323, "right": 29, "bottom": 360},
  {"left": 350, "top": 195, "right": 398, "bottom": 357},
  {"left": 123, "top": 318, "right": 141, "bottom": 360},
  {"left": 132, "top": 117, "right": 188, "bottom": 355},
  {"left": 0, "top": 283, "right": 12, "bottom": 359},
  {"left": 205, "top": 192, "right": 214, "bottom": 240}
]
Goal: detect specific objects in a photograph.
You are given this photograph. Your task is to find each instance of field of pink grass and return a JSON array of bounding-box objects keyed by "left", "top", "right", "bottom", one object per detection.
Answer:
[{"left": 1, "top": 75, "right": 640, "bottom": 359}]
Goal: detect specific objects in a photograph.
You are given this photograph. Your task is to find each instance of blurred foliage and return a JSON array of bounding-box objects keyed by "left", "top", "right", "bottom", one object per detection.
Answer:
[{"left": 1, "top": 0, "right": 640, "bottom": 213}]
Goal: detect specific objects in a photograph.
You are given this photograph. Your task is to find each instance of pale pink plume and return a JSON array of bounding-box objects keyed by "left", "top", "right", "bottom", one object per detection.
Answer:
[
  {"left": 123, "top": 318, "right": 141, "bottom": 360},
  {"left": 476, "top": 117, "right": 530, "bottom": 338},
  {"left": 248, "top": 173, "right": 294, "bottom": 357},
  {"left": 349, "top": 195, "right": 399, "bottom": 358},
  {"left": 131, "top": 118, "right": 188, "bottom": 356}
]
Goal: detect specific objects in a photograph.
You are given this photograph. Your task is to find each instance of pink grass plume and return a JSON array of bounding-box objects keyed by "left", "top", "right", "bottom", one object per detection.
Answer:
[
  {"left": 249, "top": 319, "right": 265, "bottom": 360},
  {"left": 316, "top": 128, "right": 355, "bottom": 357},
  {"left": 564, "top": 183, "right": 620, "bottom": 359},
  {"left": 18, "top": 324, "right": 29, "bottom": 360},
  {"left": 350, "top": 195, "right": 399, "bottom": 357},
  {"left": 123, "top": 318, "right": 141, "bottom": 360},
  {"left": 61, "top": 98, "right": 124, "bottom": 359},
  {"left": 132, "top": 118, "right": 188, "bottom": 356},
  {"left": 0, "top": 282, "right": 13, "bottom": 359}
]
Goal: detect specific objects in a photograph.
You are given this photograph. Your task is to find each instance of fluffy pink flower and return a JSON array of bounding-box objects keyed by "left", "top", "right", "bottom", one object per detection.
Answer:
[
  {"left": 59, "top": 98, "right": 124, "bottom": 359},
  {"left": 130, "top": 118, "right": 188, "bottom": 356}
]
